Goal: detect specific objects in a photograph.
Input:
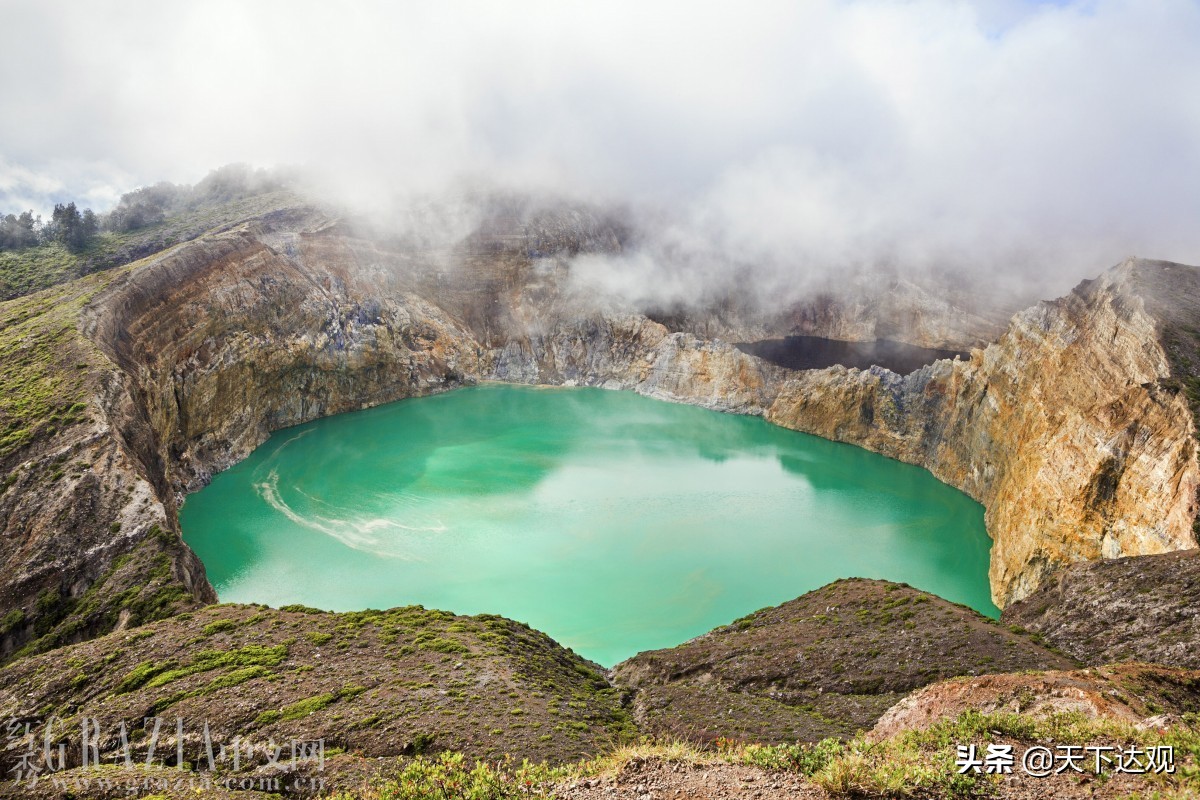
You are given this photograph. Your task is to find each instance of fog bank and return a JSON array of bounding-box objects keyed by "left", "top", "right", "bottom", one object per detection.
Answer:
[{"left": 3, "top": 0, "right": 1199, "bottom": 306}]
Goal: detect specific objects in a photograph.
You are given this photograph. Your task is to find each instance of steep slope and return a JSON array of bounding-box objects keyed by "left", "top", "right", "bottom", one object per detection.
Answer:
[
  {"left": 2, "top": 190, "right": 1199, "bottom": 657},
  {"left": 0, "top": 603, "right": 631, "bottom": 774},
  {"left": 1, "top": 200, "right": 779, "bottom": 658},
  {"left": 610, "top": 579, "right": 1072, "bottom": 744},
  {"left": 0, "top": 269, "right": 214, "bottom": 661},
  {"left": 1002, "top": 549, "right": 1200, "bottom": 668},
  {"left": 80, "top": 205, "right": 779, "bottom": 497},
  {"left": 0, "top": 190, "right": 299, "bottom": 301}
]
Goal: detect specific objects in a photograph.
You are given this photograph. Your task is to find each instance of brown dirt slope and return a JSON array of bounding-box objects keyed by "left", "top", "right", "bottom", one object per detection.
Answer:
[
  {"left": 611, "top": 579, "right": 1074, "bottom": 745},
  {"left": 0, "top": 603, "right": 633, "bottom": 778},
  {"left": 1003, "top": 548, "right": 1200, "bottom": 669},
  {"left": 549, "top": 753, "right": 1164, "bottom": 800},
  {"left": 873, "top": 662, "right": 1200, "bottom": 739}
]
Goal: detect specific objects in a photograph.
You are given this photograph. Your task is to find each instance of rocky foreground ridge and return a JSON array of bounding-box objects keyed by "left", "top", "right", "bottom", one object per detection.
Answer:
[
  {"left": 1003, "top": 548, "right": 1200, "bottom": 669},
  {"left": 0, "top": 579, "right": 1197, "bottom": 798},
  {"left": 611, "top": 579, "right": 1072, "bottom": 745}
]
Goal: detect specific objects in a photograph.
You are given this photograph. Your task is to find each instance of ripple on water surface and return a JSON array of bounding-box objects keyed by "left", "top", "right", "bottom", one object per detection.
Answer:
[{"left": 181, "top": 384, "right": 996, "bottom": 666}]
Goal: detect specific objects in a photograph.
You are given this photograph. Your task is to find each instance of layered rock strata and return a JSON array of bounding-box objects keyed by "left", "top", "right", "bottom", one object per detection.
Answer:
[{"left": 767, "top": 260, "right": 1200, "bottom": 605}]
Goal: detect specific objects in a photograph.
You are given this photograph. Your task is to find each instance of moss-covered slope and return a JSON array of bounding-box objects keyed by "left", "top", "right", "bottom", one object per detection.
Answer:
[
  {"left": 611, "top": 579, "right": 1075, "bottom": 744},
  {"left": 0, "top": 603, "right": 632, "bottom": 774}
]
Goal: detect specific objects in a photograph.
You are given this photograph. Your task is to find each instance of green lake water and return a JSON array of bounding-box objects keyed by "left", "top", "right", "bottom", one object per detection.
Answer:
[{"left": 181, "top": 384, "right": 996, "bottom": 666}]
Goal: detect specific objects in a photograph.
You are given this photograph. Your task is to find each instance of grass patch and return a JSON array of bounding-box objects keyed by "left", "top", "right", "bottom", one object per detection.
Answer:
[
  {"left": 200, "top": 619, "right": 237, "bottom": 636},
  {"left": 725, "top": 710, "right": 1200, "bottom": 797},
  {"left": 325, "top": 751, "right": 570, "bottom": 800},
  {"left": 419, "top": 636, "right": 470, "bottom": 654},
  {"left": 115, "top": 644, "right": 287, "bottom": 694},
  {"left": 257, "top": 684, "right": 368, "bottom": 725},
  {"left": 147, "top": 665, "right": 275, "bottom": 715},
  {"left": 329, "top": 710, "right": 1200, "bottom": 799},
  {"left": 0, "top": 282, "right": 101, "bottom": 458}
]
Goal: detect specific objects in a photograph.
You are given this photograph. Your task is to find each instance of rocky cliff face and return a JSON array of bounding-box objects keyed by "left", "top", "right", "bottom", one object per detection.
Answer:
[
  {"left": 80, "top": 205, "right": 780, "bottom": 501},
  {"left": 0, "top": 271, "right": 215, "bottom": 662},
  {"left": 1, "top": 194, "right": 1198, "bottom": 655},
  {"left": 767, "top": 260, "right": 1200, "bottom": 605}
]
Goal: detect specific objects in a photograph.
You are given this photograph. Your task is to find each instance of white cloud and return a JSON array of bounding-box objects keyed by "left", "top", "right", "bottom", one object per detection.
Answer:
[{"left": 1, "top": 0, "right": 1198, "bottom": 298}]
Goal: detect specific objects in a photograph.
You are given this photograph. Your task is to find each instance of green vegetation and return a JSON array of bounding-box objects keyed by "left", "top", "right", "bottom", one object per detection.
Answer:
[
  {"left": 733, "top": 737, "right": 846, "bottom": 774},
  {"left": 0, "top": 608, "right": 24, "bottom": 635},
  {"left": 257, "top": 684, "right": 366, "bottom": 725},
  {"left": 200, "top": 618, "right": 237, "bottom": 636},
  {"left": 326, "top": 751, "right": 570, "bottom": 800},
  {"left": 0, "top": 242, "right": 82, "bottom": 298},
  {"left": 8, "top": 539, "right": 197, "bottom": 663},
  {"left": 280, "top": 603, "right": 326, "bottom": 614},
  {"left": 1, "top": 166, "right": 296, "bottom": 301},
  {"left": 115, "top": 644, "right": 287, "bottom": 694},
  {"left": 419, "top": 636, "right": 470, "bottom": 654},
  {"left": 720, "top": 710, "right": 1200, "bottom": 798},
  {"left": 329, "top": 710, "right": 1200, "bottom": 799},
  {"left": 147, "top": 665, "right": 276, "bottom": 715},
  {"left": 0, "top": 279, "right": 103, "bottom": 458},
  {"left": 1, "top": 203, "right": 99, "bottom": 259}
]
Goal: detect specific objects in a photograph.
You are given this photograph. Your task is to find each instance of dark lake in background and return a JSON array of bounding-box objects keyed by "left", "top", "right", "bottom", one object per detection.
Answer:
[{"left": 737, "top": 335, "right": 967, "bottom": 374}]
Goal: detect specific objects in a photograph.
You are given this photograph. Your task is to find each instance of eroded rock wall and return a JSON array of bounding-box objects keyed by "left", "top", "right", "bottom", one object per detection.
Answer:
[
  {"left": 0, "top": 272, "right": 215, "bottom": 662},
  {"left": 78, "top": 222, "right": 1200, "bottom": 614},
  {"left": 84, "top": 218, "right": 487, "bottom": 493},
  {"left": 82, "top": 210, "right": 780, "bottom": 500},
  {"left": 767, "top": 261, "right": 1200, "bottom": 605}
]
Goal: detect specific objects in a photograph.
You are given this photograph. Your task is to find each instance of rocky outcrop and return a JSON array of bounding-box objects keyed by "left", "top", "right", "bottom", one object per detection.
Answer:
[
  {"left": 79, "top": 206, "right": 780, "bottom": 498},
  {"left": 871, "top": 662, "right": 1200, "bottom": 739},
  {"left": 768, "top": 260, "right": 1200, "bottom": 605},
  {"left": 1002, "top": 549, "right": 1200, "bottom": 668},
  {"left": 81, "top": 211, "right": 487, "bottom": 493},
  {"left": 609, "top": 579, "right": 1072, "bottom": 745},
  {"left": 1, "top": 197, "right": 788, "bottom": 659}
]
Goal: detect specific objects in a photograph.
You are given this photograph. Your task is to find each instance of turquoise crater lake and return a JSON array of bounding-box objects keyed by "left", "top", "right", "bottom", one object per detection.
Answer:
[{"left": 181, "top": 384, "right": 996, "bottom": 666}]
